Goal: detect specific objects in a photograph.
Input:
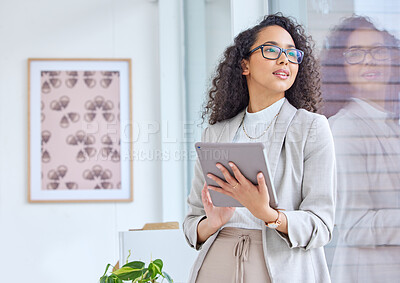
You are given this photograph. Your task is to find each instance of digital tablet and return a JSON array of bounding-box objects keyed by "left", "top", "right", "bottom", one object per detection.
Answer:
[{"left": 195, "top": 142, "right": 278, "bottom": 208}]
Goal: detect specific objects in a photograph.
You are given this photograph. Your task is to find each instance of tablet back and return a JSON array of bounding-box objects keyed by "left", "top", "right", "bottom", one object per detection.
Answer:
[{"left": 195, "top": 142, "right": 278, "bottom": 208}]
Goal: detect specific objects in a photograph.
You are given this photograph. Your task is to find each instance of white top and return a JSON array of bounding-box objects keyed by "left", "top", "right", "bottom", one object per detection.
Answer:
[
  {"left": 351, "top": 97, "right": 388, "bottom": 119},
  {"left": 223, "top": 97, "right": 285, "bottom": 230}
]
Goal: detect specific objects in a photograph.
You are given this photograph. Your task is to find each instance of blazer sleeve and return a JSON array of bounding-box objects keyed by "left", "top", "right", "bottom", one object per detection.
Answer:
[
  {"left": 277, "top": 115, "right": 337, "bottom": 250},
  {"left": 182, "top": 127, "right": 209, "bottom": 250}
]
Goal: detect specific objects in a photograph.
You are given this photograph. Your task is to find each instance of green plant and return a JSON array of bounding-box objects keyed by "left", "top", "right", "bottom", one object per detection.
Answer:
[{"left": 99, "top": 251, "right": 173, "bottom": 283}]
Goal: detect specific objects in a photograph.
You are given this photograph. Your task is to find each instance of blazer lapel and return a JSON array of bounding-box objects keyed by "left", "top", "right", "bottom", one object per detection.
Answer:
[{"left": 268, "top": 100, "right": 297, "bottom": 179}]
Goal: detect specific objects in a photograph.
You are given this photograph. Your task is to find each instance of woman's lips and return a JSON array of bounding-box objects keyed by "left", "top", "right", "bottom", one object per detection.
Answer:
[
  {"left": 272, "top": 69, "right": 289, "bottom": 79},
  {"left": 361, "top": 70, "right": 382, "bottom": 80}
]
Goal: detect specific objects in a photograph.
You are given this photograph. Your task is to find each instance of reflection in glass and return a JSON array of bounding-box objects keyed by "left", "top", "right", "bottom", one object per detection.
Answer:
[{"left": 321, "top": 16, "right": 400, "bottom": 282}]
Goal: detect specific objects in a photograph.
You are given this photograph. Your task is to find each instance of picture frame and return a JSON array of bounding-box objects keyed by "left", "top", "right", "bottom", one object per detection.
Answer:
[{"left": 28, "top": 58, "right": 133, "bottom": 202}]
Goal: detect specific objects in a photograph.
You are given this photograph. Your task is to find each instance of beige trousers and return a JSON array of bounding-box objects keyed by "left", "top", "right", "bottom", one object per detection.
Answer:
[{"left": 196, "top": 227, "right": 271, "bottom": 283}]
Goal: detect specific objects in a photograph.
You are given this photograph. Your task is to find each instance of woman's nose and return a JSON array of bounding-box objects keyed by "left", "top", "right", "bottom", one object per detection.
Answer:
[
  {"left": 277, "top": 52, "right": 289, "bottom": 65},
  {"left": 364, "top": 51, "right": 376, "bottom": 65}
]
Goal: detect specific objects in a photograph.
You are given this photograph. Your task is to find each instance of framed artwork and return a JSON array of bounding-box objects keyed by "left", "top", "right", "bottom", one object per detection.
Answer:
[{"left": 28, "top": 58, "right": 133, "bottom": 202}]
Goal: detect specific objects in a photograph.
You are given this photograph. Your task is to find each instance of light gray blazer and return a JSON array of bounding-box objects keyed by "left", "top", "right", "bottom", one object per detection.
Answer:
[
  {"left": 183, "top": 99, "right": 336, "bottom": 283},
  {"left": 329, "top": 99, "right": 400, "bottom": 282}
]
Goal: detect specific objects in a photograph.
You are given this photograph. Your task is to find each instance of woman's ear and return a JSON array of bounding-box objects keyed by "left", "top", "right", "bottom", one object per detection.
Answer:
[{"left": 241, "top": 59, "right": 250, "bottom": 75}]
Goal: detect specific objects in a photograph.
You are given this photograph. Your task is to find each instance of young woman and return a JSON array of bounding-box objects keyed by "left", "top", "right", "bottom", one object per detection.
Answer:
[{"left": 183, "top": 13, "right": 336, "bottom": 283}]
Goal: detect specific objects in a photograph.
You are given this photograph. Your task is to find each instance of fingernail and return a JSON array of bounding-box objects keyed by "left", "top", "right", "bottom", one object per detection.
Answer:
[
  {"left": 216, "top": 164, "right": 221, "bottom": 169},
  {"left": 258, "top": 173, "right": 263, "bottom": 178},
  {"left": 207, "top": 174, "right": 212, "bottom": 178},
  {"left": 228, "top": 162, "right": 234, "bottom": 167}
]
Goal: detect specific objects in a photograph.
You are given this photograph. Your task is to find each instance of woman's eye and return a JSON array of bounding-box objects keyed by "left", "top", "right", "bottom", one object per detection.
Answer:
[
  {"left": 374, "top": 47, "right": 389, "bottom": 55},
  {"left": 265, "top": 47, "right": 278, "bottom": 53},
  {"left": 348, "top": 51, "right": 361, "bottom": 58}
]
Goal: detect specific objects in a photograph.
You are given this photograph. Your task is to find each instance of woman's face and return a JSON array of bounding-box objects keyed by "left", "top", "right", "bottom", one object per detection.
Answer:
[
  {"left": 344, "top": 29, "right": 392, "bottom": 95},
  {"left": 243, "top": 25, "right": 299, "bottom": 98}
]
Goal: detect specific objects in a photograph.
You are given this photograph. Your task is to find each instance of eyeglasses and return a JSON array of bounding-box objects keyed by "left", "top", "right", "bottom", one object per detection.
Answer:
[
  {"left": 343, "top": 46, "right": 395, "bottom": 65},
  {"left": 248, "top": 44, "right": 304, "bottom": 64}
]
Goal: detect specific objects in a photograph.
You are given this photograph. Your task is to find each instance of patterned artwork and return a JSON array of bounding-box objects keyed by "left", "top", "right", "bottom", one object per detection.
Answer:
[{"left": 40, "top": 70, "right": 121, "bottom": 191}]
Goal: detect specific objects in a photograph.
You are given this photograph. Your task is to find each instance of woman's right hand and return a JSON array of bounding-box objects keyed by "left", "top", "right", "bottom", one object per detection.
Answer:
[{"left": 197, "top": 183, "right": 235, "bottom": 244}]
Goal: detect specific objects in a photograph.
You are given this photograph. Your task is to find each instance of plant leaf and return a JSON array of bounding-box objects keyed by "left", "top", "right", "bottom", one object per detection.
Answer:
[
  {"left": 148, "top": 262, "right": 157, "bottom": 279},
  {"left": 133, "top": 268, "right": 149, "bottom": 283},
  {"left": 162, "top": 271, "right": 173, "bottom": 283},
  {"left": 101, "top": 274, "right": 119, "bottom": 283},
  {"left": 148, "top": 259, "right": 163, "bottom": 279},
  {"left": 112, "top": 266, "right": 144, "bottom": 280},
  {"left": 122, "top": 260, "right": 145, "bottom": 270},
  {"left": 102, "top": 256, "right": 171, "bottom": 283},
  {"left": 102, "top": 264, "right": 112, "bottom": 277},
  {"left": 143, "top": 268, "right": 152, "bottom": 280},
  {"left": 153, "top": 259, "right": 163, "bottom": 271}
]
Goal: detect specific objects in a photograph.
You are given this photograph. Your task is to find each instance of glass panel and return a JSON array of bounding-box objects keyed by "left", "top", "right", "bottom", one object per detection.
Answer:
[
  {"left": 183, "top": 0, "right": 232, "bottom": 197},
  {"left": 270, "top": 1, "right": 400, "bottom": 280}
]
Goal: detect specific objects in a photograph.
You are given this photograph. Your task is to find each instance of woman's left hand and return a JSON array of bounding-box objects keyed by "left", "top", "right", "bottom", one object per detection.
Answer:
[{"left": 207, "top": 162, "right": 276, "bottom": 222}]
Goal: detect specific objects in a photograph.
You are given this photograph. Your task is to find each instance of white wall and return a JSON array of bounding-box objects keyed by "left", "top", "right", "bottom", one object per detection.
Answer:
[{"left": 0, "top": 0, "right": 163, "bottom": 282}]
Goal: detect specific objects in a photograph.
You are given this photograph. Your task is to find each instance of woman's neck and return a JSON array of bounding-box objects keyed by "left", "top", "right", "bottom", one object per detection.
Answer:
[
  {"left": 247, "top": 93, "right": 284, "bottom": 113},
  {"left": 351, "top": 88, "right": 387, "bottom": 111}
]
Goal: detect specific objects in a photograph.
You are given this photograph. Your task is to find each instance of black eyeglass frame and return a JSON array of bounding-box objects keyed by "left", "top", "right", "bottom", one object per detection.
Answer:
[
  {"left": 248, "top": 44, "right": 304, "bottom": 64},
  {"left": 343, "top": 46, "right": 397, "bottom": 65}
]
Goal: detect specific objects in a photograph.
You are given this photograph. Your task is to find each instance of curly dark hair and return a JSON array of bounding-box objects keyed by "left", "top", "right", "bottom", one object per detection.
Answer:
[{"left": 203, "top": 13, "right": 322, "bottom": 125}]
